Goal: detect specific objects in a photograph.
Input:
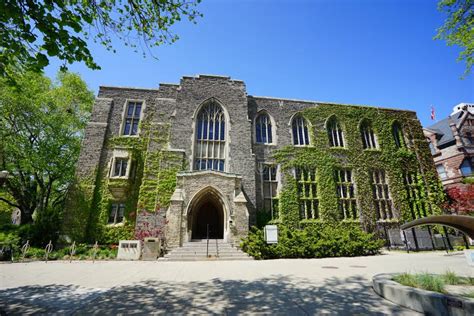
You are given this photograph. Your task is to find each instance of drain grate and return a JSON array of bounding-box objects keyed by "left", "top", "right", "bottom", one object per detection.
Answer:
[
  {"left": 321, "top": 266, "right": 339, "bottom": 269},
  {"left": 349, "top": 265, "right": 367, "bottom": 268}
]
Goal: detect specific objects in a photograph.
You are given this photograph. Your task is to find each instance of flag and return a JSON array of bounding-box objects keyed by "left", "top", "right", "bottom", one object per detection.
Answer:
[{"left": 430, "top": 105, "right": 435, "bottom": 120}]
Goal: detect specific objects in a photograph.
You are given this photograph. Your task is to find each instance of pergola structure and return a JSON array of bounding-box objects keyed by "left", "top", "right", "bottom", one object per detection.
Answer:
[{"left": 401, "top": 215, "right": 474, "bottom": 239}]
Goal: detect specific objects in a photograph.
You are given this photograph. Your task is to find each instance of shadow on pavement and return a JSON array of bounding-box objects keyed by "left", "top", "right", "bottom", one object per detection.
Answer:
[{"left": 0, "top": 275, "right": 412, "bottom": 315}]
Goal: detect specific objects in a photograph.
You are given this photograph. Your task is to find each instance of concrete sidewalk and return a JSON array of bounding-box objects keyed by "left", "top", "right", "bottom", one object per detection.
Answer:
[{"left": 0, "top": 251, "right": 471, "bottom": 314}]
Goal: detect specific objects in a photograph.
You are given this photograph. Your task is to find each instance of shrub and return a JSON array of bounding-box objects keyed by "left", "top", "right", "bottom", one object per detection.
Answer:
[
  {"left": 240, "top": 223, "right": 384, "bottom": 259},
  {"left": 443, "top": 270, "right": 460, "bottom": 285}
]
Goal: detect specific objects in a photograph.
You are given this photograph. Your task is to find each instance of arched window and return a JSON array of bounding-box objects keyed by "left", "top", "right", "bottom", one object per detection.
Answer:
[
  {"left": 194, "top": 101, "right": 226, "bottom": 172},
  {"left": 327, "top": 116, "right": 344, "bottom": 147},
  {"left": 360, "top": 120, "right": 377, "bottom": 149},
  {"left": 255, "top": 112, "right": 273, "bottom": 144},
  {"left": 392, "top": 121, "right": 406, "bottom": 148},
  {"left": 292, "top": 114, "right": 310, "bottom": 146}
]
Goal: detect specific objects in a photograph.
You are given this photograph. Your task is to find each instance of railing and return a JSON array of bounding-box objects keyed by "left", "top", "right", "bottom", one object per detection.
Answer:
[
  {"left": 215, "top": 237, "right": 219, "bottom": 258},
  {"left": 206, "top": 224, "right": 210, "bottom": 258}
]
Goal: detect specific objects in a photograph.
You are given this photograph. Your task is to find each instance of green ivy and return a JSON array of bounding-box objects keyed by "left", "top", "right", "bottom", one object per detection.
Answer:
[
  {"left": 272, "top": 103, "right": 445, "bottom": 230},
  {"left": 64, "top": 110, "right": 184, "bottom": 243}
]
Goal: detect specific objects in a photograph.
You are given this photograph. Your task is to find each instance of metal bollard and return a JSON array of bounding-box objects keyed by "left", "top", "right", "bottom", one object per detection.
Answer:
[
  {"left": 44, "top": 240, "right": 53, "bottom": 262},
  {"left": 69, "top": 241, "right": 76, "bottom": 263},
  {"left": 21, "top": 240, "right": 30, "bottom": 261}
]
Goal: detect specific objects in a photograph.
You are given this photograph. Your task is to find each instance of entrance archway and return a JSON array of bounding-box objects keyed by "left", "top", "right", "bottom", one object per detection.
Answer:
[{"left": 188, "top": 188, "right": 225, "bottom": 240}]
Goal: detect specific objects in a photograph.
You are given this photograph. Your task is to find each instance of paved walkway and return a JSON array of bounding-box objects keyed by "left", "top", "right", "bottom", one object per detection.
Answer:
[{"left": 0, "top": 251, "right": 471, "bottom": 315}]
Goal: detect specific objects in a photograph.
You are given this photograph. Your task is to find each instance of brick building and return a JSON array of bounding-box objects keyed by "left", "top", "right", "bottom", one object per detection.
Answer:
[
  {"left": 424, "top": 103, "right": 474, "bottom": 188},
  {"left": 66, "top": 74, "right": 440, "bottom": 250}
]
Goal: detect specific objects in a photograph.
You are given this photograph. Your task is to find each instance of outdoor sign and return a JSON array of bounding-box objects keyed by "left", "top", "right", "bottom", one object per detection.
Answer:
[
  {"left": 117, "top": 240, "right": 141, "bottom": 260},
  {"left": 264, "top": 225, "right": 278, "bottom": 244}
]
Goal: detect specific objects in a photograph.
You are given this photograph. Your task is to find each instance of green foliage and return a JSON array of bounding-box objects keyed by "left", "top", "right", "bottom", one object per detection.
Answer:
[
  {"left": 240, "top": 224, "right": 384, "bottom": 260},
  {"left": 0, "top": 0, "right": 203, "bottom": 81},
  {"left": 271, "top": 103, "right": 445, "bottom": 229},
  {"left": 65, "top": 110, "right": 184, "bottom": 243},
  {"left": 435, "top": 0, "right": 474, "bottom": 77},
  {"left": 0, "top": 71, "right": 94, "bottom": 226},
  {"left": 19, "top": 244, "right": 118, "bottom": 261},
  {"left": 394, "top": 273, "right": 446, "bottom": 293},
  {"left": 443, "top": 270, "right": 461, "bottom": 285},
  {"left": 0, "top": 231, "right": 20, "bottom": 253},
  {"left": 99, "top": 223, "right": 135, "bottom": 245}
]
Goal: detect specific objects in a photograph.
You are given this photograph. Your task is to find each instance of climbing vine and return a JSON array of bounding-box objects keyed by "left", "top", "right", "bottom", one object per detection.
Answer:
[
  {"left": 273, "top": 103, "right": 445, "bottom": 231},
  {"left": 64, "top": 109, "right": 185, "bottom": 243}
]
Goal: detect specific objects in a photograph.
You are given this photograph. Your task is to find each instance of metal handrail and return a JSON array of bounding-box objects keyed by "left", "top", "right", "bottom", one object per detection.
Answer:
[
  {"left": 206, "top": 224, "right": 209, "bottom": 258},
  {"left": 215, "top": 237, "right": 219, "bottom": 258}
]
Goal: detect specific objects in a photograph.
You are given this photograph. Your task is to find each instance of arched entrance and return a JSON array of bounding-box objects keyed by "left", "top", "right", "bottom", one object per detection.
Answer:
[{"left": 188, "top": 188, "right": 226, "bottom": 240}]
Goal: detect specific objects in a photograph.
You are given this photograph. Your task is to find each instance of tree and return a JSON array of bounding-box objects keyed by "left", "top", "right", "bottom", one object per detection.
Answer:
[
  {"left": 443, "top": 184, "right": 474, "bottom": 214},
  {"left": 0, "top": 71, "right": 94, "bottom": 224},
  {"left": 435, "top": 0, "right": 474, "bottom": 77},
  {"left": 0, "top": 0, "right": 202, "bottom": 79}
]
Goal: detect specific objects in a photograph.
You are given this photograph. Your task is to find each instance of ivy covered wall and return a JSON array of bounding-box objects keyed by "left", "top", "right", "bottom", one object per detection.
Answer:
[
  {"left": 64, "top": 111, "right": 185, "bottom": 244},
  {"left": 272, "top": 103, "right": 445, "bottom": 231}
]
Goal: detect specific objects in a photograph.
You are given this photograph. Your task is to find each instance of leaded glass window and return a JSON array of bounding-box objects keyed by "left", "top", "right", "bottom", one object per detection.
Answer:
[
  {"left": 403, "top": 172, "right": 427, "bottom": 220},
  {"left": 334, "top": 169, "right": 358, "bottom": 220},
  {"left": 360, "top": 120, "right": 378, "bottom": 149},
  {"left": 328, "top": 117, "right": 344, "bottom": 147},
  {"left": 256, "top": 113, "right": 273, "bottom": 144},
  {"left": 292, "top": 115, "right": 310, "bottom": 146},
  {"left": 370, "top": 170, "right": 393, "bottom": 220},
  {"left": 122, "top": 101, "right": 142, "bottom": 136},
  {"left": 295, "top": 168, "right": 319, "bottom": 219},
  {"left": 262, "top": 164, "right": 279, "bottom": 219},
  {"left": 113, "top": 158, "right": 128, "bottom": 177},
  {"left": 109, "top": 203, "right": 125, "bottom": 224},
  {"left": 194, "top": 102, "right": 226, "bottom": 171},
  {"left": 392, "top": 122, "right": 406, "bottom": 148}
]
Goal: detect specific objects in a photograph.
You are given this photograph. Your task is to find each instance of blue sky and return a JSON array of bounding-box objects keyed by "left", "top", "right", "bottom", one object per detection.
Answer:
[{"left": 45, "top": 0, "right": 473, "bottom": 127}]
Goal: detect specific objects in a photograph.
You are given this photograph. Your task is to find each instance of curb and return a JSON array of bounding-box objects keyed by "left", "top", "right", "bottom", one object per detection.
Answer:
[{"left": 372, "top": 273, "right": 474, "bottom": 316}]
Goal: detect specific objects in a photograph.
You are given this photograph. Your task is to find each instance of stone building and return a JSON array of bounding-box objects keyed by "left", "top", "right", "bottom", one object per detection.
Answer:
[
  {"left": 66, "top": 74, "right": 441, "bottom": 250},
  {"left": 424, "top": 103, "right": 474, "bottom": 188}
]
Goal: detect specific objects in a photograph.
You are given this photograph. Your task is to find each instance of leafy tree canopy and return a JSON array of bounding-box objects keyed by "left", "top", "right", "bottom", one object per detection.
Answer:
[
  {"left": 0, "top": 0, "right": 202, "bottom": 79},
  {"left": 435, "top": 0, "right": 474, "bottom": 77},
  {"left": 0, "top": 71, "right": 94, "bottom": 224}
]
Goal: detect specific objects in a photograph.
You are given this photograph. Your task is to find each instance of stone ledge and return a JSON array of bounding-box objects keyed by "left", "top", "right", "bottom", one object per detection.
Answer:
[{"left": 372, "top": 273, "right": 474, "bottom": 316}]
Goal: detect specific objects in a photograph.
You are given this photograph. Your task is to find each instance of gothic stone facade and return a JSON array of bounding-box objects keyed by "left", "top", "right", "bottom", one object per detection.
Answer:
[{"left": 70, "top": 74, "right": 433, "bottom": 249}]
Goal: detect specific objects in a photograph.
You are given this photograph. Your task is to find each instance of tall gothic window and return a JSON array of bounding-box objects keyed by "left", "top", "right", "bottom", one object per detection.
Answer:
[
  {"left": 327, "top": 116, "right": 344, "bottom": 147},
  {"left": 261, "top": 164, "right": 279, "bottom": 219},
  {"left": 292, "top": 114, "right": 310, "bottom": 146},
  {"left": 360, "top": 120, "right": 378, "bottom": 149},
  {"left": 255, "top": 113, "right": 273, "bottom": 144},
  {"left": 194, "top": 101, "right": 226, "bottom": 171},
  {"left": 122, "top": 101, "right": 142, "bottom": 136},
  {"left": 295, "top": 167, "right": 319, "bottom": 220},
  {"left": 392, "top": 121, "right": 406, "bottom": 148},
  {"left": 403, "top": 172, "right": 427, "bottom": 220},
  {"left": 334, "top": 169, "right": 358, "bottom": 220},
  {"left": 370, "top": 170, "right": 393, "bottom": 220}
]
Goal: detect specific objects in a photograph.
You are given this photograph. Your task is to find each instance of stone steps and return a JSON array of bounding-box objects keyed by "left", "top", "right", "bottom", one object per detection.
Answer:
[{"left": 159, "top": 240, "right": 253, "bottom": 261}]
